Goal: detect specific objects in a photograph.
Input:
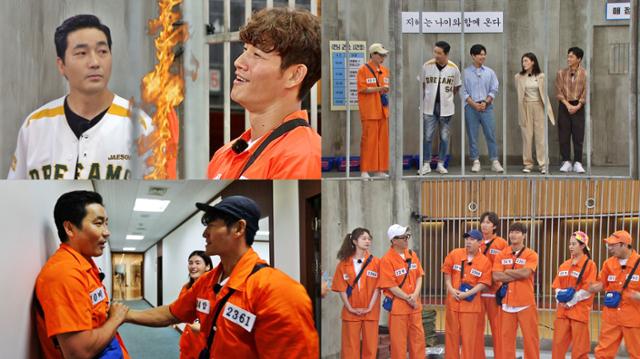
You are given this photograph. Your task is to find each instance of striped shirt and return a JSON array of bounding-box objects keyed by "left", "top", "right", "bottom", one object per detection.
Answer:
[{"left": 555, "top": 65, "right": 587, "bottom": 105}]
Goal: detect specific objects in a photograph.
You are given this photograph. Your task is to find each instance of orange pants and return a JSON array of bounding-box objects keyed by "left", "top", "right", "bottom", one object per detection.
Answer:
[
  {"left": 445, "top": 308, "right": 485, "bottom": 359},
  {"left": 341, "top": 320, "right": 379, "bottom": 359},
  {"left": 388, "top": 312, "right": 425, "bottom": 359},
  {"left": 481, "top": 296, "right": 502, "bottom": 359},
  {"left": 594, "top": 321, "right": 640, "bottom": 359},
  {"left": 500, "top": 306, "right": 539, "bottom": 359},
  {"left": 552, "top": 317, "right": 590, "bottom": 359},
  {"left": 360, "top": 118, "right": 389, "bottom": 172}
]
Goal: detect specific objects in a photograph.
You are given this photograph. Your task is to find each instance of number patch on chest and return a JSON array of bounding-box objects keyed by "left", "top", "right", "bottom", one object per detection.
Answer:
[
  {"left": 608, "top": 275, "right": 617, "bottom": 282},
  {"left": 515, "top": 258, "right": 526, "bottom": 265},
  {"left": 452, "top": 264, "right": 462, "bottom": 271},
  {"left": 223, "top": 302, "right": 256, "bottom": 332},
  {"left": 366, "top": 270, "right": 378, "bottom": 278},
  {"left": 501, "top": 259, "right": 513, "bottom": 265},
  {"left": 558, "top": 270, "right": 569, "bottom": 277},
  {"left": 89, "top": 287, "right": 106, "bottom": 305},
  {"left": 394, "top": 268, "right": 407, "bottom": 277},
  {"left": 470, "top": 268, "right": 482, "bottom": 277},
  {"left": 489, "top": 249, "right": 500, "bottom": 255},
  {"left": 366, "top": 78, "right": 377, "bottom": 84},
  {"left": 196, "top": 298, "right": 211, "bottom": 314}
]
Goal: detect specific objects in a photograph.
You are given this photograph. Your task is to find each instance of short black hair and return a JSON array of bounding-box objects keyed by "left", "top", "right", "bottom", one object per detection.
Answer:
[
  {"left": 201, "top": 210, "right": 257, "bottom": 246},
  {"left": 508, "top": 222, "right": 528, "bottom": 234},
  {"left": 470, "top": 44, "right": 486, "bottom": 56},
  {"left": 435, "top": 41, "right": 451, "bottom": 55},
  {"left": 479, "top": 211, "right": 499, "bottom": 234},
  {"left": 55, "top": 14, "right": 112, "bottom": 62},
  {"left": 54, "top": 191, "right": 104, "bottom": 243},
  {"left": 568, "top": 46, "right": 584, "bottom": 60}
]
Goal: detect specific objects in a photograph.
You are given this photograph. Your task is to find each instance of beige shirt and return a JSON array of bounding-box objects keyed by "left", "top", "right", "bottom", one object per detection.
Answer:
[{"left": 524, "top": 75, "right": 541, "bottom": 102}]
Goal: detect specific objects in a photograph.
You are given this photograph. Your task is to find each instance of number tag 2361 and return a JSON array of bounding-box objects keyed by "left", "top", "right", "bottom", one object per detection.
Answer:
[{"left": 223, "top": 302, "right": 257, "bottom": 332}]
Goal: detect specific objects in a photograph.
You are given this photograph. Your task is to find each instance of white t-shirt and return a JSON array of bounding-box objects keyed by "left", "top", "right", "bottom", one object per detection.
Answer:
[
  {"left": 422, "top": 59, "right": 462, "bottom": 117},
  {"left": 8, "top": 94, "right": 153, "bottom": 179}
]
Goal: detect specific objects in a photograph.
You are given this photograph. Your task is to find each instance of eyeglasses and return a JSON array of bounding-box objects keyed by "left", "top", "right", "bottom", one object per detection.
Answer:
[{"left": 394, "top": 234, "right": 411, "bottom": 240}]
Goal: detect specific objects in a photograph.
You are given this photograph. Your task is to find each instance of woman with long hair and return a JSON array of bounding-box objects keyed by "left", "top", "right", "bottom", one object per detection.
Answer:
[
  {"left": 178, "top": 250, "right": 213, "bottom": 359},
  {"left": 551, "top": 231, "right": 597, "bottom": 358},
  {"left": 332, "top": 227, "right": 381, "bottom": 358},
  {"left": 515, "top": 52, "right": 556, "bottom": 174}
]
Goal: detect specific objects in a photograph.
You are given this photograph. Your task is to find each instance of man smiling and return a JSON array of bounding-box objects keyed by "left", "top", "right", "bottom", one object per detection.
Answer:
[
  {"left": 8, "top": 15, "right": 153, "bottom": 180},
  {"left": 206, "top": 7, "right": 321, "bottom": 180}
]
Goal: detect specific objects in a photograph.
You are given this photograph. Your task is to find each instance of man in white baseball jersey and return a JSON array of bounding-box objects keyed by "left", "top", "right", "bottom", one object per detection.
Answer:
[
  {"left": 8, "top": 15, "right": 153, "bottom": 180},
  {"left": 418, "top": 41, "right": 461, "bottom": 175}
]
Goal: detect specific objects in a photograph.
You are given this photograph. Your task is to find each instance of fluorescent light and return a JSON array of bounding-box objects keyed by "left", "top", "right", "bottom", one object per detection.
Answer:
[
  {"left": 134, "top": 198, "right": 170, "bottom": 212},
  {"left": 126, "top": 234, "right": 145, "bottom": 240},
  {"left": 123, "top": 247, "right": 136, "bottom": 251}
]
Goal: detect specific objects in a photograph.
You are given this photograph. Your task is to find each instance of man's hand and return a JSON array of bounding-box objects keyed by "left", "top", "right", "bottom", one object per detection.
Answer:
[
  {"left": 629, "top": 290, "right": 640, "bottom": 302},
  {"left": 109, "top": 302, "right": 129, "bottom": 325}
]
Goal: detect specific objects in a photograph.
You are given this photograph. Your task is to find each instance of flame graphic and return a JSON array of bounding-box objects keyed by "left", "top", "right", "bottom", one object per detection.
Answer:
[{"left": 140, "top": 0, "right": 188, "bottom": 179}]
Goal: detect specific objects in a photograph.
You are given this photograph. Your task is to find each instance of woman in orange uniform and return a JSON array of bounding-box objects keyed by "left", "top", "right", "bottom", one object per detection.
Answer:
[
  {"left": 178, "top": 250, "right": 213, "bottom": 358},
  {"left": 551, "top": 231, "right": 596, "bottom": 359},
  {"left": 332, "top": 227, "right": 381, "bottom": 358}
]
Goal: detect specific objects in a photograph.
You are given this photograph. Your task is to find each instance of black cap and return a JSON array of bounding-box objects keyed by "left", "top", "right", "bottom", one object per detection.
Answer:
[{"left": 196, "top": 195, "right": 260, "bottom": 234}]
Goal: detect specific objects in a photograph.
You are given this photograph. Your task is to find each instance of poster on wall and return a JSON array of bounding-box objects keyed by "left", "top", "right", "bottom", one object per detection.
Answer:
[
  {"left": 330, "top": 41, "right": 367, "bottom": 111},
  {"left": 606, "top": 2, "right": 631, "bottom": 20}
]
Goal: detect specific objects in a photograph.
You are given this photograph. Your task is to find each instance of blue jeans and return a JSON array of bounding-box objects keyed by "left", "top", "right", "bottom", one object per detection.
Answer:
[
  {"left": 465, "top": 104, "right": 498, "bottom": 161},
  {"left": 423, "top": 112, "right": 451, "bottom": 162}
]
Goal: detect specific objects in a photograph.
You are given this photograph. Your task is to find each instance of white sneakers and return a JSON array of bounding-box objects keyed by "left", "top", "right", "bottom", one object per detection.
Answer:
[
  {"left": 471, "top": 160, "right": 481, "bottom": 172},
  {"left": 361, "top": 171, "right": 390, "bottom": 179},
  {"left": 560, "top": 161, "right": 572, "bottom": 172},
  {"left": 361, "top": 171, "right": 371, "bottom": 179},
  {"left": 436, "top": 162, "right": 448, "bottom": 174},
  {"left": 374, "top": 172, "right": 390, "bottom": 178},
  {"left": 559, "top": 161, "right": 585, "bottom": 174},
  {"left": 417, "top": 162, "right": 447, "bottom": 175},
  {"left": 471, "top": 160, "right": 503, "bottom": 173},
  {"left": 491, "top": 160, "right": 504, "bottom": 173}
]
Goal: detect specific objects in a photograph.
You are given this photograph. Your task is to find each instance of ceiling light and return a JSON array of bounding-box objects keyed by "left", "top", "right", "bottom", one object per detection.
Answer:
[
  {"left": 134, "top": 198, "right": 171, "bottom": 212},
  {"left": 126, "top": 234, "right": 145, "bottom": 240},
  {"left": 123, "top": 247, "right": 137, "bottom": 251}
]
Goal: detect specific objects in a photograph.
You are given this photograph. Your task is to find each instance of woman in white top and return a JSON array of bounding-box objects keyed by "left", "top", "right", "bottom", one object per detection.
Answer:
[{"left": 514, "top": 52, "right": 555, "bottom": 174}]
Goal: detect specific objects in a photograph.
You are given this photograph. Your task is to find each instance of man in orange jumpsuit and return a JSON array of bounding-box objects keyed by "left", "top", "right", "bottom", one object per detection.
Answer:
[
  {"left": 442, "top": 229, "right": 493, "bottom": 359},
  {"left": 35, "top": 190, "right": 130, "bottom": 358},
  {"left": 379, "top": 224, "right": 425, "bottom": 359},
  {"left": 356, "top": 43, "right": 390, "bottom": 179},
  {"left": 207, "top": 8, "right": 321, "bottom": 180},
  {"left": 493, "top": 222, "right": 539, "bottom": 359},
  {"left": 477, "top": 211, "right": 508, "bottom": 358},
  {"left": 551, "top": 231, "right": 596, "bottom": 359},
  {"left": 125, "top": 196, "right": 319, "bottom": 358},
  {"left": 590, "top": 230, "right": 640, "bottom": 358}
]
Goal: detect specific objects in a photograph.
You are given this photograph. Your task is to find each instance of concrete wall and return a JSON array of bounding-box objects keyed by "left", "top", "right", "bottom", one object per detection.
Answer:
[
  {"left": 0, "top": 180, "right": 114, "bottom": 359},
  {"left": 0, "top": 0, "right": 157, "bottom": 176},
  {"left": 143, "top": 244, "right": 158, "bottom": 307},
  {"left": 320, "top": 179, "right": 421, "bottom": 358},
  {"left": 322, "top": 0, "right": 634, "bottom": 167},
  {"left": 273, "top": 181, "right": 301, "bottom": 280}
]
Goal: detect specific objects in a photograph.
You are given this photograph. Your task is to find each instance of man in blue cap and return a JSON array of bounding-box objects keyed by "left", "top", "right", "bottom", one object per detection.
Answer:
[
  {"left": 441, "top": 229, "right": 493, "bottom": 359},
  {"left": 124, "top": 195, "right": 319, "bottom": 358}
]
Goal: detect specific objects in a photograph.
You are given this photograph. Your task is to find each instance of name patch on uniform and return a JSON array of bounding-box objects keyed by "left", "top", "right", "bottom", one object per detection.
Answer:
[
  {"left": 383, "top": 78, "right": 390, "bottom": 83},
  {"left": 223, "top": 302, "right": 256, "bottom": 332},
  {"left": 607, "top": 275, "right": 617, "bottom": 282},
  {"left": 631, "top": 275, "right": 640, "bottom": 282},
  {"left": 571, "top": 271, "right": 580, "bottom": 278},
  {"left": 410, "top": 263, "right": 418, "bottom": 270},
  {"left": 452, "top": 264, "right": 462, "bottom": 271},
  {"left": 470, "top": 268, "right": 482, "bottom": 277},
  {"left": 515, "top": 258, "right": 526, "bottom": 265},
  {"left": 501, "top": 259, "right": 513, "bottom": 265},
  {"left": 89, "top": 287, "right": 106, "bottom": 305},
  {"left": 196, "top": 298, "right": 211, "bottom": 314},
  {"left": 489, "top": 249, "right": 500, "bottom": 255},
  {"left": 558, "top": 270, "right": 569, "bottom": 277},
  {"left": 343, "top": 274, "right": 349, "bottom": 281},
  {"left": 366, "top": 78, "right": 377, "bottom": 84},
  {"left": 366, "top": 270, "right": 378, "bottom": 278},
  {"left": 395, "top": 268, "right": 407, "bottom": 277}
]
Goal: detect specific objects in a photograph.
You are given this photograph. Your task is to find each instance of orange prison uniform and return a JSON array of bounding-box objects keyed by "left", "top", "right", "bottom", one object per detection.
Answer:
[
  {"left": 178, "top": 285, "right": 207, "bottom": 359},
  {"left": 356, "top": 60, "right": 390, "bottom": 172},
  {"left": 35, "top": 243, "right": 131, "bottom": 359},
  {"left": 207, "top": 110, "right": 321, "bottom": 179},
  {"left": 332, "top": 252, "right": 381, "bottom": 359},
  {"left": 378, "top": 248, "right": 426, "bottom": 359},
  {"left": 169, "top": 248, "right": 318, "bottom": 358},
  {"left": 442, "top": 248, "right": 492, "bottom": 359},
  {"left": 493, "top": 246, "right": 539, "bottom": 359},
  {"left": 551, "top": 255, "right": 596, "bottom": 359},
  {"left": 478, "top": 236, "right": 508, "bottom": 358},
  {"left": 594, "top": 251, "right": 640, "bottom": 359}
]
